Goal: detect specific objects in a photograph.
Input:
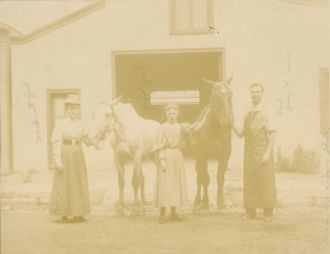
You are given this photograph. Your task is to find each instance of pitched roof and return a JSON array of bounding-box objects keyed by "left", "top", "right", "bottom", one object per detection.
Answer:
[{"left": 0, "top": 0, "right": 105, "bottom": 44}]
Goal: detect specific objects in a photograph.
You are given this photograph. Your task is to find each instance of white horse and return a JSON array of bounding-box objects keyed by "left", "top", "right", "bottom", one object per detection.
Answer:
[{"left": 88, "top": 97, "right": 165, "bottom": 210}]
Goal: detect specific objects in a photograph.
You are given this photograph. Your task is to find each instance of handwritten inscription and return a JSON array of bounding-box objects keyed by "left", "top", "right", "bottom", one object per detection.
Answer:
[
  {"left": 22, "top": 82, "right": 42, "bottom": 143},
  {"left": 276, "top": 52, "right": 293, "bottom": 117},
  {"left": 321, "top": 128, "right": 330, "bottom": 243}
]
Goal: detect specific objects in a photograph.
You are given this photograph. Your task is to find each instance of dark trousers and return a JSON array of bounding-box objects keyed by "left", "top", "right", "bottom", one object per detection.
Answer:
[{"left": 246, "top": 208, "right": 273, "bottom": 218}]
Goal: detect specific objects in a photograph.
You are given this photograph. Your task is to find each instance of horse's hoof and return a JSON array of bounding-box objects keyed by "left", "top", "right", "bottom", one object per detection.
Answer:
[
  {"left": 115, "top": 209, "right": 125, "bottom": 217},
  {"left": 132, "top": 201, "right": 139, "bottom": 207},
  {"left": 192, "top": 205, "right": 201, "bottom": 213},
  {"left": 217, "top": 202, "right": 227, "bottom": 210},
  {"left": 139, "top": 200, "right": 147, "bottom": 207},
  {"left": 201, "top": 199, "right": 209, "bottom": 210},
  {"left": 115, "top": 201, "right": 125, "bottom": 207},
  {"left": 201, "top": 204, "right": 210, "bottom": 212},
  {"left": 139, "top": 208, "right": 146, "bottom": 216},
  {"left": 194, "top": 199, "right": 202, "bottom": 209},
  {"left": 130, "top": 209, "right": 139, "bottom": 217}
]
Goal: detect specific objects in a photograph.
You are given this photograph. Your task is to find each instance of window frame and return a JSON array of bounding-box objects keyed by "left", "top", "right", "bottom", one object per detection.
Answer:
[
  {"left": 279, "top": 0, "right": 328, "bottom": 6},
  {"left": 169, "top": 0, "right": 214, "bottom": 35},
  {"left": 319, "top": 68, "right": 329, "bottom": 134}
]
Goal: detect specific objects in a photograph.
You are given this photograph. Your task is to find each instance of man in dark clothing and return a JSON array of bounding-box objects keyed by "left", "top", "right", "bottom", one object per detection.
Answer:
[{"left": 233, "top": 83, "right": 277, "bottom": 221}]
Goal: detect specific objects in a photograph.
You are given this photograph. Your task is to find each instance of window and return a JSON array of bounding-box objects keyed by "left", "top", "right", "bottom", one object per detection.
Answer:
[
  {"left": 169, "top": 0, "right": 214, "bottom": 35},
  {"left": 279, "top": 0, "right": 328, "bottom": 6},
  {"left": 319, "top": 68, "right": 329, "bottom": 134}
]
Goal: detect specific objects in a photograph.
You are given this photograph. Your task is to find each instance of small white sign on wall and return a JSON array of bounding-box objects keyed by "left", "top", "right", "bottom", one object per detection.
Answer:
[{"left": 150, "top": 90, "right": 200, "bottom": 105}]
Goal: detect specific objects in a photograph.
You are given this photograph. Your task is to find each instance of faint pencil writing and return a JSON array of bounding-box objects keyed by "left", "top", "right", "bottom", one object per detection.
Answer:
[
  {"left": 321, "top": 128, "right": 330, "bottom": 243},
  {"left": 276, "top": 52, "right": 293, "bottom": 117},
  {"left": 22, "top": 82, "right": 42, "bottom": 143}
]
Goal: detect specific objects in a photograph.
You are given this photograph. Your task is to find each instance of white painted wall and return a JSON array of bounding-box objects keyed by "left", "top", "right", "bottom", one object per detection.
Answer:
[{"left": 4, "top": 0, "right": 329, "bottom": 171}]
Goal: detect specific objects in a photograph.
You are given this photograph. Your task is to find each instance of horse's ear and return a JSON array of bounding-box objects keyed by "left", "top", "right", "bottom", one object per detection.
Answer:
[
  {"left": 226, "top": 75, "right": 233, "bottom": 85},
  {"left": 110, "top": 95, "right": 122, "bottom": 106},
  {"left": 202, "top": 78, "right": 217, "bottom": 87}
]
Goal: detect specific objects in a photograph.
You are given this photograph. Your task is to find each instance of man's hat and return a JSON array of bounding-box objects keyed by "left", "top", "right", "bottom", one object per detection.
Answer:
[{"left": 64, "top": 94, "right": 80, "bottom": 105}]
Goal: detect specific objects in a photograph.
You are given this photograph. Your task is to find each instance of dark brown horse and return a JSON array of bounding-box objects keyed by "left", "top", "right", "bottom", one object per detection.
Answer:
[{"left": 191, "top": 77, "right": 233, "bottom": 210}]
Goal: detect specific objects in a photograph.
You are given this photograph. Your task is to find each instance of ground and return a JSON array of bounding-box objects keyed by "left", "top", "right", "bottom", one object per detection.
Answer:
[{"left": 1, "top": 160, "right": 330, "bottom": 254}]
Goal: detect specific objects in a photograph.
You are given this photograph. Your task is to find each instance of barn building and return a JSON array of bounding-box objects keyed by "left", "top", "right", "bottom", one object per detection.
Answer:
[{"left": 0, "top": 0, "right": 329, "bottom": 173}]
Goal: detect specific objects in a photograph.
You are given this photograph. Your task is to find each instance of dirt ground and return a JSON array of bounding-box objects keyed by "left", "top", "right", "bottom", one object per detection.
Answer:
[
  {"left": 1, "top": 208, "right": 329, "bottom": 254},
  {"left": 1, "top": 161, "right": 330, "bottom": 254}
]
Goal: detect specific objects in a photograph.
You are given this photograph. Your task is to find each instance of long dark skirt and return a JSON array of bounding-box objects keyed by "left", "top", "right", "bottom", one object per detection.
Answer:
[
  {"left": 243, "top": 157, "right": 277, "bottom": 209},
  {"left": 50, "top": 145, "right": 90, "bottom": 216}
]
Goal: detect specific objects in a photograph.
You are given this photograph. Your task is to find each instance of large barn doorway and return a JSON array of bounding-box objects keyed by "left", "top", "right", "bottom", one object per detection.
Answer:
[{"left": 112, "top": 49, "right": 225, "bottom": 123}]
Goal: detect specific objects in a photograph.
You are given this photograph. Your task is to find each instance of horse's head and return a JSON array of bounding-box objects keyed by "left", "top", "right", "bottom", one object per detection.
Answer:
[
  {"left": 110, "top": 97, "right": 136, "bottom": 117},
  {"left": 87, "top": 101, "right": 115, "bottom": 149},
  {"left": 203, "top": 76, "right": 233, "bottom": 128},
  {"left": 88, "top": 96, "right": 137, "bottom": 148}
]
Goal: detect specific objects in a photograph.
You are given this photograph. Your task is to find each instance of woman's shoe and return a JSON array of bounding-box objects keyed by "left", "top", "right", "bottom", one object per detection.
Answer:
[
  {"left": 264, "top": 216, "right": 273, "bottom": 222},
  {"left": 54, "top": 216, "right": 69, "bottom": 223},
  {"left": 73, "top": 216, "right": 87, "bottom": 223},
  {"left": 169, "top": 214, "right": 183, "bottom": 222},
  {"left": 245, "top": 209, "right": 257, "bottom": 220},
  {"left": 158, "top": 216, "right": 167, "bottom": 224},
  {"left": 246, "top": 214, "right": 256, "bottom": 220}
]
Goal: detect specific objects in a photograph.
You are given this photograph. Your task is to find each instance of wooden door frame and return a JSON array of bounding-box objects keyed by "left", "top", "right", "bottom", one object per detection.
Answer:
[
  {"left": 46, "top": 89, "right": 80, "bottom": 168},
  {"left": 319, "top": 68, "right": 329, "bottom": 134},
  {"left": 111, "top": 48, "right": 226, "bottom": 99}
]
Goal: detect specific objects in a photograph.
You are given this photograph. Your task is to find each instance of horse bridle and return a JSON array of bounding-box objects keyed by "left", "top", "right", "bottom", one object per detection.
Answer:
[
  {"left": 192, "top": 87, "right": 233, "bottom": 130},
  {"left": 92, "top": 104, "right": 116, "bottom": 145},
  {"left": 94, "top": 123, "right": 110, "bottom": 144}
]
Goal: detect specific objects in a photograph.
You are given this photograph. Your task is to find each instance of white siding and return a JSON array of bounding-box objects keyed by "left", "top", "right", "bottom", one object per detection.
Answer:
[
  {"left": 0, "top": 0, "right": 329, "bottom": 170},
  {"left": 0, "top": 30, "right": 11, "bottom": 172}
]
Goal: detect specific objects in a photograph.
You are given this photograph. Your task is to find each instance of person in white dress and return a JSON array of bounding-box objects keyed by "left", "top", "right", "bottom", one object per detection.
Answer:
[{"left": 154, "top": 103, "right": 189, "bottom": 223}]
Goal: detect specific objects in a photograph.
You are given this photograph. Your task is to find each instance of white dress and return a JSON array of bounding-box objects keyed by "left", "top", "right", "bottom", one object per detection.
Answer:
[{"left": 154, "top": 122, "right": 188, "bottom": 208}]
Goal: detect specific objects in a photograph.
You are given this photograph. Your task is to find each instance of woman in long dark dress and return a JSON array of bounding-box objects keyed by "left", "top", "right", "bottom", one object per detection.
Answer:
[
  {"left": 50, "top": 94, "right": 90, "bottom": 223},
  {"left": 233, "top": 83, "right": 277, "bottom": 221}
]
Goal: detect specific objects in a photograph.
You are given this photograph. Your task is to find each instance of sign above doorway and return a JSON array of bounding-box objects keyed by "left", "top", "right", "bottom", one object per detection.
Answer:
[{"left": 150, "top": 90, "right": 200, "bottom": 105}]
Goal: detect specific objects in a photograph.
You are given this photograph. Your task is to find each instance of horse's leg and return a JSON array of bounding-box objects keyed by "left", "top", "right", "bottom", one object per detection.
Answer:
[
  {"left": 115, "top": 153, "right": 125, "bottom": 206},
  {"left": 194, "top": 152, "right": 208, "bottom": 209},
  {"left": 132, "top": 149, "right": 143, "bottom": 206},
  {"left": 201, "top": 156, "right": 210, "bottom": 210},
  {"left": 114, "top": 153, "right": 125, "bottom": 215},
  {"left": 194, "top": 169, "right": 202, "bottom": 209},
  {"left": 140, "top": 170, "right": 145, "bottom": 204},
  {"left": 217, "top": 165, "right": 226, "bottom": 209},
  {"left": 217, "top": 140, "right": 231, "bottom": 209}
]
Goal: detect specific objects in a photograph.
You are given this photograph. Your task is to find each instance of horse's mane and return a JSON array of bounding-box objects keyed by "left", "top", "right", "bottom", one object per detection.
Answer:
[
  {"left": 94, "top": 101, "right": 139, "bottom": 120},
  {"left": 114, "top": 102, "right": 141, "bottom": 123},
  {"left": 193, "top": 104, "right": 210, "bottom": 124}
]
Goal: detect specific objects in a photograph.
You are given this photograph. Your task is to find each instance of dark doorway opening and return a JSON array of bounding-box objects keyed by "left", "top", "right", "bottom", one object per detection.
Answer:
[{"left": 113, "top": 49, "right": 224, "bottom": 123}]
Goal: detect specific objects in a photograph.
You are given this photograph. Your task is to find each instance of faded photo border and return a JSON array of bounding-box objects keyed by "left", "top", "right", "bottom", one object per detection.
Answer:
[{"left": 0, "top": 1, "right": 330, "bottom": 254}]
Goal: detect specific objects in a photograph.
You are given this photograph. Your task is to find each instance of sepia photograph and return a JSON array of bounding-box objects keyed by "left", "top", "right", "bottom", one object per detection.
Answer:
[{"left": 0, "top": 0, "right": 329, "bottom": 253}]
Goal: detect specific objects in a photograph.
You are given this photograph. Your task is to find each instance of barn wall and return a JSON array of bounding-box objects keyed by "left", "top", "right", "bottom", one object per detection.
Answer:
[
  {"left": 0, "top": 29, "right": 13, "bottom": 173},
  {"left": 9, "top": 0, "right": 330, "bottom": 171}
]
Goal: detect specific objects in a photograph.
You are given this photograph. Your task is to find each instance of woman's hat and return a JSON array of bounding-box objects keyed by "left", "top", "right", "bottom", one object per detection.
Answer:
[{"left": 64, "top": 94, "right": 80, "bottom": 105}]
